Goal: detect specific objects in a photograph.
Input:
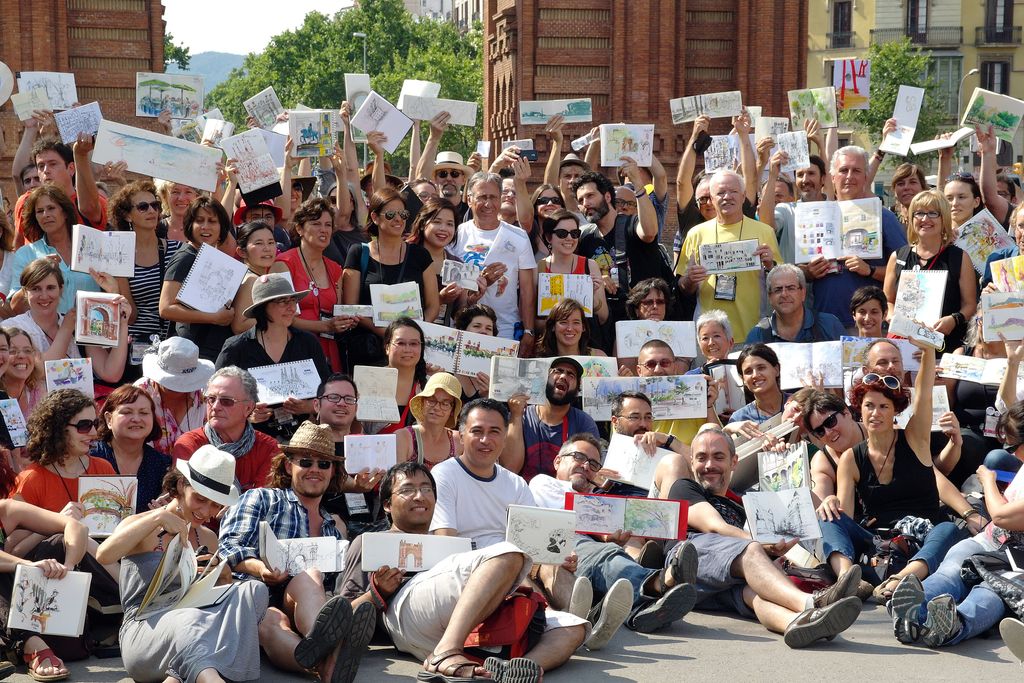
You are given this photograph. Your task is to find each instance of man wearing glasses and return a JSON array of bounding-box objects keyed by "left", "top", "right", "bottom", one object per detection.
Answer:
[
  {"left": 746, "top": 264, "right": 845, "bottom": 344},
  {"left": 173, "top": 366, "right": 280, "bottom": 493}
]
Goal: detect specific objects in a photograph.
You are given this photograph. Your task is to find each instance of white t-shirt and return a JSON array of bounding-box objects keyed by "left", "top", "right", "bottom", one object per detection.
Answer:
[
  {"left": 448, "top": 220, "right": 535, "bottom": 339},
  {"left": 528, "top": 474, "right": 574, "bottom": 510},
  {"left": 6, "top": 312, "right": 81, "bottom": 359},
  {"left": 430, "top": 456, "right": 536, "bottom": 549}
]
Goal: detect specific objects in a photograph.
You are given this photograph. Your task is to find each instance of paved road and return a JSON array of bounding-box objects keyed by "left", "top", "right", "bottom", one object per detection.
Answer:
[{"left": 10, "top": 603, "right": 1021, "bottom": 682}]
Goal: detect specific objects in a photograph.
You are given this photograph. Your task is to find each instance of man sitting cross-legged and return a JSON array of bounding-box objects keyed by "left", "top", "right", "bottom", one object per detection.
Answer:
[
  {"left": 218, "top": 421, "right": 376, "bottom": 683},
  {"left": 665, "top": 425, "right": 863, "bottom": 648}
]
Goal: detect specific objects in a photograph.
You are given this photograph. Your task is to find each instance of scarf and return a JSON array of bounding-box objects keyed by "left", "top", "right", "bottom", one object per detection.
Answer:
[{"left": 204, "top": 421, "right": 257, "bottom": 459}]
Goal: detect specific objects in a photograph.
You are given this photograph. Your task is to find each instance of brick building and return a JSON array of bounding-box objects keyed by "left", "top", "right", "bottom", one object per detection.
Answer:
[
  {"left": 483, "top": 0, "right": 809, "bottom": 243},
  {"left": 0, "top": 0, "right": 166, "bottom": 203}
]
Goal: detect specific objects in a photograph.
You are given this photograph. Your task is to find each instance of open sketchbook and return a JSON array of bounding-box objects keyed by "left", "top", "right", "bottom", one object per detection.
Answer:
[
  {"left": 259, "top": 522, "right": 347, "bottom": 575},
  {"left": 360, "top": 532, "right": 472, "bottom": 572},
  {"left": 505, "top": 505, "right": 576, "bottom": 565},
  {"left": 488, "top": 356, "right": 553, "bottom": 404},
  {"left": 567, "top": 492, "right": 687, "bottom": 540},
  {"left": 421, "top": 321, "right": 519, "bottom": 376},
  {"left": 71, "top": 224, "right": 136, "bottom": 278},
  {"left": 794, "top": 198, "right": 883, "bottom": 262},
  {"left": 894, "top": 270, "right": 947, "bottom": 325},
  {"left": 615, "top": 320, "right": 697, "bottom": 358},
  {"left": 0, "top": 399, "right": 27, "bottom": 447},
  {"left": 537, "top": 273, "right": 593, "bottom": 316},
  {"left": 582, "top": 374, "right": 707, "bottom": 422},
  {"left": 766, "top": 341, "right": 843, "bottom": 389},
  {"left": 45, "top": 358, "right": 94, "bottom": 398},
  {"left": 894, "top": 387, "right": 951, "bottom": 431},
  {"left": 981, "top": 290, "right": 1024, "bottom": 342},
  {"left": 743, "top": 488, "right": 821, "bottom": 543},
  {"left": 136, "top": 534, "right": 233, "bottom": 619},
  {"left": 938, "top": 353, "right": 1024, "bottom": 386},
  {"left": 249, "top": 360, "right": 321, "bottom": 405},
  {"left": 840, "top": 336, "right": 921, "bottom": 372},
  {"left": 176, "top": 244, "right": 248, "bottom": 313},
  {"left": 8, "top": 565, "right": 90, "bottom": 637},
  {"left": 601, "top": 432, "right": 673, "bottom": 490},
  {"left": 352, "top": 365, "right": 400, "bottom": 423},
  {"left": 954, "top": 209, "right": 1013, "bottom": 276},
  {"left": 757, "top": 442, "right": 810, "bottom": 492},
  {"left": 79, "top": 475, "right": 137, "bottom": 537}
]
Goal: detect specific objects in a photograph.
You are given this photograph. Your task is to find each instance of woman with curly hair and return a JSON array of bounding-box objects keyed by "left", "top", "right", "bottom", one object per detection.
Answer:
[{"left": 537, "top": 299, "right": 606, "bottom": 357}]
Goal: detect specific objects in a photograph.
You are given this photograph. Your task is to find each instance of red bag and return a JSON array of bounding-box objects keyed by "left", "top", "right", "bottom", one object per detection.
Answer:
[{"left": 464, "top": 587, "right": 547, "bottom": 663}]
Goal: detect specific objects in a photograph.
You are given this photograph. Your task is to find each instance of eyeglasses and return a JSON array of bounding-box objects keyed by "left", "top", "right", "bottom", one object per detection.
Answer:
[
  {"left": 383, "top": 209, "right": 410, "bottom": 221},
  {"left": 291, "top": 457, "right": 334, "bottom": 470},
  {"left": 423, "top": 396, "right": 455, "bottom": 410},
  {"left": 862, "top": 373, "right": 902, "bottom": 391},
  {"left": 946, "top": 172, "right": 975, "bottom": 182},
  {"left": 473, "top": 194, "right": 500, "bottom": 204},
  {"left": 616, "top": 413, "right": 653, "bottom": 423},
  {"left": 437, "top": 170, "right": 463, "bottom": 180},
  {"left": 769, "top": 284, "right": 801, "bottom": 295},
  {"left": 642, "top": 359, "right": 675, "bottom": 371},
  {"left": 559, "top": 451, "right": 603, "bottom": 472},
  {"left": 134, "top": 201, "right": 162, "bottom": 213},
  {"left": 614, "top": 199, "right": 637, "bottom": 210},
  {"left": 67, "top": 418, "right": 101, "bottom": 434},
  {"left": 696, "top": 196, "right": 712, "bottom": 205},
  {"left": 809, "top": 410, "right": 842, "bottom": 438},
  {"left": 390, "top": 339, "right": 422, "bottom": 348},
  {"left": 394, "top": 485, "right": 436, "bottom": 498},
  {"left": 552, "top": 228, "right": 582, "bottom": 240},
  {"left": 638, "top": 298, "right": 666, "bottom": 309},
  {"left": 319, "top": 393, "right": 358, "bottom": 405},
  {"left": 535, "top": 196, "right": 562, "bottom": 206},
  {"left": 912, "top": 211, "right": 940, "bottom": 220},
  {"left": 204, "top": 395, "right": 243, "bottom": 407}
]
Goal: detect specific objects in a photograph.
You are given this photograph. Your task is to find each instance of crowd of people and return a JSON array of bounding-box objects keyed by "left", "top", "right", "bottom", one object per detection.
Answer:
[{"left": 0, "top": 82, "right": 1021, "bottom": 683}]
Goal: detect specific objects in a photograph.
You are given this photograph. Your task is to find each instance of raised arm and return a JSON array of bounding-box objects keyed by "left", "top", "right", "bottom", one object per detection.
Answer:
[
  {"left": 905, "top": 341, "right": 936, "bottom": 460},
  {"left": 866, "top": 119, "right": 897, "bottom": 186},
  {"left": 415, "top": 112, "right": 450, "bottom": 181},
  {"left": 277, "top": 138, "right": 295, "bottom": 222},
  {"left": 676, "top": 116, "right": 710, "bottom": 210},
  {"left": 11, "top": 112, "right": 47, "bottom": 195},
  {"left": 621, "top": 157, "right": 657, "bottom": 243},
  {"left": 583, "top": 125, "right": 601, "bottom": 171},
  {"left": 367, "top": 131, "right": 387, "bottom": 195},
  {"left": 543, "top": 114, "right": 565, "bottom": 187},
  {"left": 340, "top": 102, "right": 360, "bottom": 179},
  {"left": 72, "top": 133, "right": 103, "bottom": 225},
  {"left": 732, "top": 110, "right": 757, "bottom": 204},
  {"left": 408, "top": 119, "right": 421, "bottom": 178},
  {"left": 512, "top": 157, "right": 534, "bottom": 233},
  {"left": 498, "top": 395, "right": 528, "bottom": 474},
  {"left": 999, "top": 337, "right": 1024, "bottom": 411},
  {"left": 978, "top": 124, "right": 1012, "bottom": 223},
  {"left": 757, "top": 150, "right": 786, "bottom": 230},
  {"left": 649, "top": 148, "right": 668, "bottom": 199}
]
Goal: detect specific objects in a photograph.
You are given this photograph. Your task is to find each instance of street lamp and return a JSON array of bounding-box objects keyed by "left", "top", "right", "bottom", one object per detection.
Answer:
[
  {"left": 353, "top": 32, "right": 368, "bottom": 170},
  {"left": 958, "top": 68, "right": 980, "bottom": 168}
]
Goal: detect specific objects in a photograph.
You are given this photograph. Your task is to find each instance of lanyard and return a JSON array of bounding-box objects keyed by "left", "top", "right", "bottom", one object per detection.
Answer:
[
  {"left": 562, "top": 414, "right": 569, "bottom": 443},
  {"left": 914, "top": 244, "right": 948, "bottom": 271},
  {"left": 398, "top": 382, "right": 420, "bottom": 426},
  {"left": 714, "top": 217, "right": 745, "bottom": 245}
]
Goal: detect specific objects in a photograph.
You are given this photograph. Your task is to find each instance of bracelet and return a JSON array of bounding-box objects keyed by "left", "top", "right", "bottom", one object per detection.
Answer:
[
  {"left": 869, "top": 265, "right": 876, "bottom": 278},
  {"left": 522, "top": 329, "right": 535, "bottom": 337},
  {"left": 952, "top": 311, "right": 966, "bottom": 326},
  {"left": 874, "top": 150, "right": 886, "bottom": 159},
  {"left": 368, "top": 574, "right": 390, "bottom": 612},
  {"left": 664, "top": 435, "right": 676, "bottom": 449},
  {"left": 961, "top": 508, "right": 979, "bottom": 520}
]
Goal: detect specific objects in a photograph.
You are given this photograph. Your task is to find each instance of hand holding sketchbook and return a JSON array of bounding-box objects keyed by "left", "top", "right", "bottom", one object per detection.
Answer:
[
  {"left": 742, "top": 488, "right": 822, "bottom": 543},
  {"left": 420, "top": 321, "right": 519, "bottom": 376},
  {"left": 136, "top": 533, "right": 233, "bottom": 619},
  {"left": 602, "top": 432, "right": 672, "bottom": 490},
  {"left": 352, "top": 365, "right": 399, "bottom": 422},
  {"left": 71, "top": 224, "right": 136, "bottom": 278},
  {"left": 505, "top": 505, "right": 576, "bottom": 565},
  {"left": 79, "top": 475, "right": 137, "bottom": 537},
  {"left": 176, "top": 244, "right": 248, "bottom": 313},
  {"left": 343, "top": 434, "right": 397, "bottom": 474},
  {"left": 8, "top": 565, "right": 91, "bottom": 637},
  {"left": 259, "top": 522, "right": 347, "bottom": 575},
  {"left": 566, "top": 492, "right": 687, "bottom": 540},
  {"left": 75, "top": 292, "right": 123, "bottom": 347},
  {"left": 351, "top": 91, "right": 413, "bottom": 154},
  {"left": 248, "top": 360, "right": 321, "bottom": 405}
]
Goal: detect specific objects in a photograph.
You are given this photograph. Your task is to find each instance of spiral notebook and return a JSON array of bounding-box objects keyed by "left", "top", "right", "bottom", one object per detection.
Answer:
[
  {"left": 248, "top": 359, "right": 321, "bottom": 405},
  {"left": 176, "top": 244, "right": 248, "bottom": 313}
]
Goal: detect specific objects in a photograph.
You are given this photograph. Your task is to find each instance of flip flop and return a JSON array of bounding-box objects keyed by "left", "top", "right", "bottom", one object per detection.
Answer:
[
  {"left": 294, "top": 595, "right": 352, "bottom": 669},
  {"left": 332, "top": 601, "right": 377, "bottom": 683}
]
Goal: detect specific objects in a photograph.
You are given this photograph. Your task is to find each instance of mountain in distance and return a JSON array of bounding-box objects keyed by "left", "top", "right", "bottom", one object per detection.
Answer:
[{"left": 166, "top": 52, "right": 246, "bottom": 91}]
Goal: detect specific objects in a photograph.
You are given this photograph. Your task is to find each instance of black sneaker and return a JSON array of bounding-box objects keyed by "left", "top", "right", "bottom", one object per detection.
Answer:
[
  {"left": 783, "top": 596, "right": 861, "bottom": 649},
  {"left": 629, "top": 583, "right": 697, "bottom": 633}
]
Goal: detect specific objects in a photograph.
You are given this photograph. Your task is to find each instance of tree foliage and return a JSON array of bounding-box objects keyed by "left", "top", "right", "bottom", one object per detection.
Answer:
[
  {"left": 841, "top": 38, "right": 946, "bottom": 166},
  {"left": 164, "top": 33, "right": 191, "bottom": 70},
  {"left": 206, "top": 0, "right": 483, "bottom": 176}
]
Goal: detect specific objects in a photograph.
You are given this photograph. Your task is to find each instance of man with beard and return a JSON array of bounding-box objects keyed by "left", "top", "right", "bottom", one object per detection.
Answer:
[
  {"left": 746, "top": 264, "right": 845, "bottom": 343},
  {"left": 501, "top": 357, "right": 600, "bottom": 481},
  {"left": 665, "top": 426, "right": 864, "bottom": 648},
  {"left": 529, "top": 434, "right": 699, "bottom": 643},
  {"left": 219, "top": 421, "right": 377, "bottom": 683},
  {"left": 414, "top": 112, "right": 471, "bottom": 215}
]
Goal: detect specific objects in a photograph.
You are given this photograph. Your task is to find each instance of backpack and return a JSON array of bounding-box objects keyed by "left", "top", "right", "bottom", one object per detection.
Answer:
[{"left": 463, "top": 587, "right": 547, "bottom": 662}]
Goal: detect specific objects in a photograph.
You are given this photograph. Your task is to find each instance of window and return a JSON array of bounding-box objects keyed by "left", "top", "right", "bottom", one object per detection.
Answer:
[
  {"left": 987, "top": 0, "right": 1013, "bottom": 29},
  {"left": 983, "top": 60, "right": 1011, "bottom": 94},
  {"left": 831, "top": 0, "right": 853, "bottom": 47},
  {"left": 927, "top": 56, "right": 962, "bottom": 119},
  {"left": 907, "top": 0, "right": 928, "bottom": 36}
]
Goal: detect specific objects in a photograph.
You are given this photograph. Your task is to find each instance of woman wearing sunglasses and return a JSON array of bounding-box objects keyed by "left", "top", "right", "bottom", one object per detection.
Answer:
[
  {"left": 883, "top": 191, "right": 977, "bottom": 353},
  {"left": 726, "top": 344, "right": 787, "bottom": 437},
  {"left": 537, "top": 209, "right": 607, "bottom": 328},
  {"left": 520, "top": 184, "right": 565, "bottom": 259},
  {"left": 819, "top": 343, "right": 967, "bottom": 604}
]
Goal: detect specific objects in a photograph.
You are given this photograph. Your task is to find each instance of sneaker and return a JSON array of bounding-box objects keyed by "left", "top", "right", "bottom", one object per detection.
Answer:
[
  {"left": 783, "top": 595, "right": 861, "bottom": 649},
  {"left": 999, "top": 618, "right": 1024, "bottom": 662},
  {"left": 568, "top": 576, "right": 593, "bottom": 620},
  {"left": 889, "top": 575, "right": 925, "bottom": 645},
  {"left": 855, "top": 580, "right": 875, "bottom": 602},
  {"left": 585, "top": 578, "right": 633, "bottom": 650},
  {"left": 921, "top": 594, "right": 960, "bottom": 648},
  {"left": 629, "top": 583, "right": 697, "bottom": 633},
  {"left": 637, "top": 540, "right": 665, "bottom": 569},
  {"left": 812, "top": 565, "right": 862, "bottom": 608},
  {"left": 666, "top": 540, "right": 699, "bottom": 587},
  {"left": 484, "top": 656, "right": 542, "bottom": 683}
]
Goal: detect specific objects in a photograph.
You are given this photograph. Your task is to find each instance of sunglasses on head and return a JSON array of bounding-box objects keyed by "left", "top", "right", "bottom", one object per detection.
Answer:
[
  {"left": 946, "top": 172, "right": 976, "bottom": 183},
  {"left": 552, "top": 228, "right": 582, "bottom": 239},
  {"left": 134, "top": 201, "right": 162, "bottom": 213},
  {"left": 862, "top": 373, "right": 902, "bottom": 391},
  {"left": 535, "top": 196, "right": 562, "bottom": 206},
  {"left": 68, "top": 418, "right": 101, "bottom": 434},
  {"left": 809, "top": 410, "right": 842, "bottom": 438},
  {"left": 383, "top": 209, "right": 410, "bottom": 221},
  {"left": 437, "top": 170, "right": 462, "bottom": 180},
  {"left": 291, "top": 457, "right": 334, "bottom": 470}
]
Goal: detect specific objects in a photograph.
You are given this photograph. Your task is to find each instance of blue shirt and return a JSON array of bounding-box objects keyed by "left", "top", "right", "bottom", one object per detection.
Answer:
[
  {"left": 728, "top": 393, "right": 792, "bottom": 425},
  {"left": 745, "top": 305, "right": 847, "bottom": 344},
  {"left": 810, "top": 207, "right": 907, "bottom": 327},
  {"left": 9, "top": 239, "right": 100, "bottom": 314}
]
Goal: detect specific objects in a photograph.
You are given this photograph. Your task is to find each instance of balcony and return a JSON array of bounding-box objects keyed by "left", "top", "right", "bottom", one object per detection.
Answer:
[
  {"left": 827, "top": 31, "right": 854, "bottom": 49},
  {"left": 870, "top": 26, "right": 963, "bottom": 47},
  {"left": 976, "top": 26, "right": 1022, "bottom": 45}
]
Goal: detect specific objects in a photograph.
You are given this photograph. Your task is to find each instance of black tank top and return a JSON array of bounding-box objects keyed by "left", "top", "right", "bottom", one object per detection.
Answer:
[
  {"left": 852, "top": 431, "right": 942, "bottom": 528},
  {"left": 893, "top": 244, "right": 971, "bottom": 351}
]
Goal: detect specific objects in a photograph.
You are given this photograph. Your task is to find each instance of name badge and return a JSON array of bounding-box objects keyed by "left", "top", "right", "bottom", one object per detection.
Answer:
[
  {"left": 713, "top": 274, "right": 737, "bottom": 301},
  {"left": 345, "top": 493, "right": 370, "bottom": 516}
]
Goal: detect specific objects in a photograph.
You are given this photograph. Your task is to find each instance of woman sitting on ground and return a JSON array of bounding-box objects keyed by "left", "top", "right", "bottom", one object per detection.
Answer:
[{"left": 395, "top": 372, "right": 464, "bottom": 469}]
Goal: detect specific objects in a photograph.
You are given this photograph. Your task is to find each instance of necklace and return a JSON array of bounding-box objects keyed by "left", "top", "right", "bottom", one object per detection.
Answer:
[
  {"left": 873, "top": 432, "right": 898, "bottom": 483},
  {"left": 298, "top": 245, "right": 321, "bottom": 297}
]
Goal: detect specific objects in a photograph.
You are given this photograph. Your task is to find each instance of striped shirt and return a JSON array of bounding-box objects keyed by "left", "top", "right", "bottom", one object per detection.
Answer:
[{"left": 128, "top": 240, "right": 180, "bottom": 341}]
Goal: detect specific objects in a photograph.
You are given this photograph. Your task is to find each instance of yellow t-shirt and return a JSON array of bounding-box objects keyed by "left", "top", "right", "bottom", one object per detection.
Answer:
[
  {"left": 677, "top": 217, "right": 782, "bottom": 341},
  {"left": 652, "top": 416, "right": 719, "bottom": 447}
]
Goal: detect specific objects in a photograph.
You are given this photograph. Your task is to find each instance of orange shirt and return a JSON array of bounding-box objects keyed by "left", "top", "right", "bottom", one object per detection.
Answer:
[{"left": 13, "top": 458, "right": 118, "bottom": 512}]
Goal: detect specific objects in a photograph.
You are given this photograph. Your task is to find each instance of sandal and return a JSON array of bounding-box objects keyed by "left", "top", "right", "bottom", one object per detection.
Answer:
[
  {"left": 872, "top": 576, "right": 901, "bottom": 605},
  {"left": 24, "top": 647, "right": 68, "bottom": 682},
  {"left": 416, "top": 649, "right": 485, "bottom": 682}
]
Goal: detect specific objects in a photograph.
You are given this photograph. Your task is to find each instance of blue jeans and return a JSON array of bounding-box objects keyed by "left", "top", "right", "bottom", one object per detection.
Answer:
[
  {"left": 921, "top": 538, "right": 1006, "bottom": 645},
  {"left": 820, "top": 514, "right": 965, "bottom": 573},
  {"left": 574, "top": 537, "right": 656, "bottom": 621},
  {"left": 984, "top": 448, "right": 1022, "bottom": 474}
]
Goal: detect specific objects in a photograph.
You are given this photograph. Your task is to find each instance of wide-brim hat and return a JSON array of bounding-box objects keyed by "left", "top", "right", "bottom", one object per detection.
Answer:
[
  {"left": 290, "top": 175, "right": 317, "bottom": 202},
  {"left": 141, "top": 336, "right": 215, "bottom": 393},
  {"left": 281, "top": 421, "right": 341, "bottom": 461},
  {"left": 560, "top": 153, "right": 590, "bottom": 172},
  {"left": 233, "top": 198, "right": 284, "bottom": 226},
  {"left": 410, "top": 372, "right": 463, "bottom": 429},
  {"left": 176, "top": 445, "right": 241, "bottom": 507},
  {"left": 242, "top": 274, "right": 310, "bottom": 318},
  {"left": 433, "top": 151, "right": 474, "bottom": 178},
  {"left": 550, "top": 356, "right": 585, "bottom": 382},
  {"left": 360, "top": 160, "right": 403, "bottom": 190}
]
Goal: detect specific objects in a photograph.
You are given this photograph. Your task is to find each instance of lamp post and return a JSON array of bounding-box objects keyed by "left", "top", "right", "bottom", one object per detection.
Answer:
[
  {"left": 353, "top": 31, "right": 368, "bottom": 170},
  {"left": 958, "top": 68, "right": 980, "bottom": 168}
]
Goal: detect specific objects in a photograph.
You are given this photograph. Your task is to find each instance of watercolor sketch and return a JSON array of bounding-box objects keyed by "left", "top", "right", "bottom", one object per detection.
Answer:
[
  {"left": 93, "top": 120, "right": 221, "bottom": 193},
  {"left": 840, "top": 336, "right": 920, "bottom": 372},
  {"left": 962, "top": 88, "right": 1024, "bottom": 142},
  {"left": 838, "top": 198, "right": 882, "bottom": 260},
  {"left": 353, "top": 365, "right": 400, "bottom": 423},
  {"left": 44, "top": 358, "right": 93, "bottom": 397},
  {"left": 136, "top": 72, "right": 204, "bottom": 118},
  {"left": 769, "top": 341, "right": 843, "bottom": 389},
  {"left": 743, "top": 488, "right": 821, "bottom": 543},
  {"left": 505, "top": 505, "right": 576, "bottom": 565},
  {"left": 833, "top": 58, "right": 870, "bottom": 110},
  {"left": 489, "top": 357, "right": 552, "bottom": 404},
  {"left": 220, "top": 129, "right": 279, "bottom": 194},
  {"left": 71, "top": 224, "right": 136, "bottom": 278},
  {"left": 360, "top": 532, "right": 472, "bottom": 572},
  {"left": 79, "top": 476, "right": 137, "bottom": 537},
  {"left": 370, "top": 282, "right": 423, "bottom": 327},
  {"left": 600, "top": 124, "right": 654, "bottom": 167},
  {"left": 249, "top": 360, "right": 321, "bottom": 405},
  {"left": 538, "top": 273, "right": 593, "bottom": 316},
  {"left": 699, "top": 239, "right": 761, "bottom": 274},
  {"left": 955, "top": 209, "right": 1015, "bottom": 275},
  {"left": 9, "top": 565, "right": 90, "bottom": 637},
  {"left": 289, "top": 110, "right": 332, "bottom": 158},
  {"left": 571, "top": 493, "right": 683, "bottom": 540},
  {"left": 16, "top": 71, "right": 77, "bottom": 110},
  {"left": 669, "top": 90, "right": 742, "bottom": 124},
  {"left": 982, "top": 291, "right": 1024, "bottom": 342},
  {"left": 758, "top": 442, "right": 810, "bottom": 492},
  {"left": 520, "top": 98, "right": 592, "bottom": 125},
  {"left": 615, "top": 320, "right": 697, "bottom": 357},
  {"left": 703, "top": 135, "right": 735, "bottom": 173},
  {"left": 400, "top": 95, "right": 477, "bottom": 127},
  {"left": 441, "top": 260, "right": 481, "bottom": 291},
  {"left": 243, "top": 86, "right": 285, "bottom": 129},
  {"left": 788, "top": 87, "right": 838, "bottom": 129},
  {"left": 894, "top": 270, "right": 948, "bottom": 324},
  {"left": 991, "top": 254, "right": 1024, "bottom": 292},
  {"left": 76, "top": 292, "right": 122, "bottom": 347},
  {"left": 0, "top": 399, "right": 27, "bottom": 447},
  {"left": 11, "top": 88, "right": 51, "bottom": 121}
]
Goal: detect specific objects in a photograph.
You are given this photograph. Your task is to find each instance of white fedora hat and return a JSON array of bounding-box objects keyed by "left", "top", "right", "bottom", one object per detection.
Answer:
[
  {"left": 433, "top": 151, "right": 474, "bottom": 177},
  {"left": 142, "top": 337, "right": 215, "bottom": 393},
  {"left": 175, "top": 445, "right": 241, "bottom": 507}
]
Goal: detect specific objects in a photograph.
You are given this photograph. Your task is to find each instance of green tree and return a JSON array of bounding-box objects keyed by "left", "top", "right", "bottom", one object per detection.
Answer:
[
  {"left": 164, "top": 33, "right": 191, "bottom": 70},
  {"left": 842, "top": 38, "right": 946, "bottom": 165},
  {"left": 206, "top": 0, "right": 482, "bottom": 176}
]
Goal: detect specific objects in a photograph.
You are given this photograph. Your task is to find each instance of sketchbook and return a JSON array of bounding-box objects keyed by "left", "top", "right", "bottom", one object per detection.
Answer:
[
  {"left": 520, "top": 98, "right": 593, "bottom": 125},
  {"left": 176, "top": 244, "right": 248, "bottom": 313},
  {"left": 396, "top": 79, "right": 441, "bottom": 110},
  {"left": 243, "top": 86, "right": 285, "bottom": 129},
  {"left": 787, "top": 87, "right": 838, "bottom": 129},
  {"left": 352, "top": 365, "right": 400, "bottom": 423},
  {"left": 289, "top": 109, "right": 333, "bottom": 158},
  {"left": 136, "top": 534, "right": 233, "bottom": 619},
  {"left": 369, "top": 282, "right": 423, "bottom": 327},
  {"left": 16, "top": 71, "right": 77, "bottom": 110},
  {"left": 71, "top": 224, "right": 136, "bottom": 278},
  {"left": 537, "top": 273, "right": 593, "bottom": 316},
  {"left": 566, "top": 492, "right": 687, "bottom": 540},
  {"left": 840, "top": 336, "right": 921, "bottom": 372},
  {"left": 360, "top": 532, "right": 472, "bottom": 572},
  {"left": 599, "top": 124, "right": 655, "bottom": 167},
  {"left": 200, "top": 118, "right": 234, "bottom": 147},
  {"left": 441, "top": 260, "right": 481, "bottom": 292},
  {"left": 893, "top": 270, "right": 948, "bottom": 325},
  {"left": 249, "top": 359, "right": 321, "bottom": 405},
  {"left": 79, "top": 475, "right": 137, "bottom": 537},
  {"left": 344, "top": 74, "right": 371, "bottom": 143},
  {"left": 54, "top": 102, "right": 102, "bottom": 145},
  {"left": 220, "top": 128, "right": 280, "bottom": 195},
  {"left": 601, "top": 432, "right": 672, "bottom": 490},
  {"left": 582, "top": 374, "right": 707, "bottom": 422},
  {"left": 794, "top": 198, "right": 883, "bottom": 262},
  {"left": 743, "top": 488, "right": 821, "bottom": 543},
  {"left": 8, "top": 566, "right": 90, "bottom": 637},
  {"left": 420, "top": 321, "right": 519, "bottom": 376},
  {"left": 955, "top": 210, "right": 1015, "bottom": 276},
  {"left": 962, "top": 87, "right": 1024, "bottom": 143},
  {"left": 75, "top": 292, "right": 122, "bottom": 348},
  {"left": 481, "top": 226, "right": 524, "bottom": 266},
  {"left": 352, "top": 91, "right": 414, "bottom": 154},
  {"left": 399, "top": 95, "right": 477, "bottom": 127},
  {"left": 698, "top": 239, "right": 761, "bottom": 274},
  {"left": 776, "top": 130, "right": 810, "bottom": 174},
  {"left": 878, "top": 85, "right": 925, "bottom": 156},
  {"left": 615, "top": 320, "right": 697, "bottom": 358},
  {"left": 757, "top": 442, "right": 810, "bottom": 492},
  {"left": 259, "top": 522, "right": 347, "bottom": 575},
  {"left": 938, "top": 353, "right": 1024, "bottom": 386},
  {"left": 333, "top": 304, "right": 374, "bottom": 318},
  {"left": 44, "top": 358, "right": 93, "bottom": 398},
  {"left": 908, "top": 127, "right": 975, "bottom": 155},
  {"left": 990, "top": 254, "right": 1024, "bottom": 292},
  {"left": 669, "top": 90, "right": 742, "bottom": 124},
  {"left": 505, "top": 505, "right": 576, "bottom": 566},
  {"left": 981, "top": 290, "right": 1024, "bottom": 342},
  {"left": 894, "top": 387, "right": 950, "bottom": 431},
  {"left": 93, "top": 120, "right": 222, "bottom": 193},
  {"left": 343, "top": 434, "right": 398, "bottom": 474},
  {"left": 766, "top": 341, "right": 843, "bottom": 389},
  {"left": 488, "top": 356, "right": 553, "bottom": 404},
  {"left": 10, "top": 88, "right": 50, "bottom": 121},
  {"left": 0, "top": 400, "right": 27, "bottom": 447}
]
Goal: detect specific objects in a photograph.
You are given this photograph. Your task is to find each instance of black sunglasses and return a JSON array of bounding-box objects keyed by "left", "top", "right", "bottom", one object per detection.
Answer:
[
  {"left": 383, "top": 209, "right": 410, "bottom": 221},
  {"left": 862, "top": 373, "right": 902, "bottom": 391},
  {"left": 134, "top": 201, "right": 162, "bottom": 213},
  {"left": 552, "top": 228, "right": 582, "bottom": 239},
  {"left": 810, "top": 410, "right": 842, "bottom": 439},
  {"left": 67, "top": 418, "right": 101, "bottom": 434},
  {"left": 437, "top": 170, "right": 463, "bottom": 179},
  {"left": 535, "top": 196, "right": 562, "bottom": 206},
  {"left": 291, "top": 457, "right": 334, "bottom": 470}
]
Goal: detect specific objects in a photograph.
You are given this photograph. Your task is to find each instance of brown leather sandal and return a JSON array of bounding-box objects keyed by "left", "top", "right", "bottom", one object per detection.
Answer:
[{"left": 416, "top": 649, "right": 485, "bottom": 682}]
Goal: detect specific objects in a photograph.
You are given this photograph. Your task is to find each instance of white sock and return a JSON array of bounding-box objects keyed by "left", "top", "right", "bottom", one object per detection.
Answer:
[{"left": 805, "top": 594, "right": 815, "bottom": 611}]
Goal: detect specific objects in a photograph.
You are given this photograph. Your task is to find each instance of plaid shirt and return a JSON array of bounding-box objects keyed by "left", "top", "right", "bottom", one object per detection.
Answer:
[{"left": 218, "top": 487, "right": 343, "bottom": 570}]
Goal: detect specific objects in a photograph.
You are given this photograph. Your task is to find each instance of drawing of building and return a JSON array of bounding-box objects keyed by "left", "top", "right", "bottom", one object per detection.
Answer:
[{"left": 398, "top": 540, "right": 424, "bottom": 570}]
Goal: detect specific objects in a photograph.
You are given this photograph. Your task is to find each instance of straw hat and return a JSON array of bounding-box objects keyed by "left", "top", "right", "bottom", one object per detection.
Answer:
[
  {"left": 175, "top": 445, "right": 241, "bottom": 506},
  {"left": 281, "top": 421, "right": 340, "bottom": 461},
  {"left": 409, "top": 372, "right": 463, "bottom": 429},
  {"left": 433, "top": 151, "right": 474, "bottom": 178},
  {"left": 559, "top": 153, "right": 590, "bottom": 172},
  {"left": 242, "top": 274, "right": 310, "bottom": 318},
  {"left": 141, "top": 337, "right": 215, "bottom": 393}
]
